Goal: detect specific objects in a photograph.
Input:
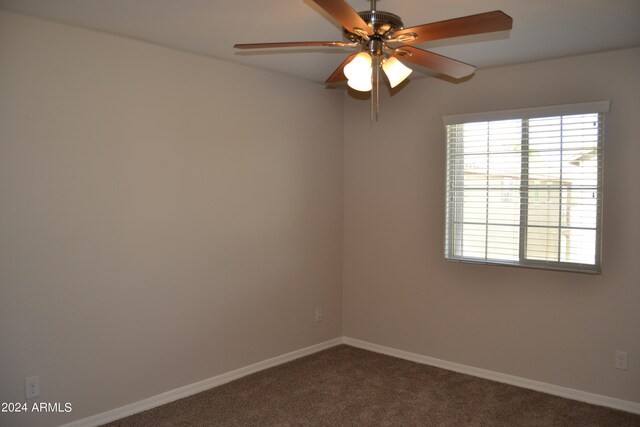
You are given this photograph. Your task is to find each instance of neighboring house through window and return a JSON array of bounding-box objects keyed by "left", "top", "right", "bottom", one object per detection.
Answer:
[{"left": 443, "top": 101, "right": 609, "bottom": 273}]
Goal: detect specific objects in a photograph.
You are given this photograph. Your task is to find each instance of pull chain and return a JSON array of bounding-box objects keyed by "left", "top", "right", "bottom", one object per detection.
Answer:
[
  {"left": 375, "top": 57, "right": 379, "bottom": 122},
  {"left": 370, "top": 67, "right": 374, "bottom": 122},
  {"left": 370, "top": 57, "right": 380, "bottom": 123}
]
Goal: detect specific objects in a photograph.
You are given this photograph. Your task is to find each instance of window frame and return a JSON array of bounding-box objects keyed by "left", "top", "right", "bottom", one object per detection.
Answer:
[{"left": 443, "top": 101, "right": 609, "bottom": 274}]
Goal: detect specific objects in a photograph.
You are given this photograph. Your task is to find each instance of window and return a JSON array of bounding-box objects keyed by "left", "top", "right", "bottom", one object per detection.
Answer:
[{"left": 444, "top": 101, "right": 609, "bottom": 273}]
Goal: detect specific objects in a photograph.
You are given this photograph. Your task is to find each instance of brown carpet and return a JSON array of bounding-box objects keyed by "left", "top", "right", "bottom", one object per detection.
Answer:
[{"left": 104, "top": 345, "right": 640, "bottom": 426}]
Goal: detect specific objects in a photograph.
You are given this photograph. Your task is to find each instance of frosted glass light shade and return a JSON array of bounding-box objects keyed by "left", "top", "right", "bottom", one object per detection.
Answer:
[
  {"left": 344, "top": 52, "right": 372, "bottom": 80},
  {"left": 344, "top": 52, "right": 372, "bottom": 92},
  {"left": 347, "top": 74, "right": 373, "bottom": 91},
  {"left": 382, "top": 57, "right": 412, "bottom": 88}
]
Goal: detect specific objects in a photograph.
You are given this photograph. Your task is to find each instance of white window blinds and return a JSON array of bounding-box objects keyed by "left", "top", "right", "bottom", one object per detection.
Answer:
[{"left": 443, "top": 101, "right": 609, "bottom": 273}]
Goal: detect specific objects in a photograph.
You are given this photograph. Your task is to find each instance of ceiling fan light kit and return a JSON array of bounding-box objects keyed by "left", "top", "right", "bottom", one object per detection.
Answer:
[
  {"left": 381, "top": 57, "right": 412, "bottom": 88},
  {"left": 343, "top": 51, "right": 373, "bottom": 91},
  {"left": 235, "top": 0, "right": 513, "bottom": 118}
]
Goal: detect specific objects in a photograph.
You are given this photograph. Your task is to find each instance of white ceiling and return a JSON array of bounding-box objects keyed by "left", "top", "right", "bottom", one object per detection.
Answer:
[{"left": 1, "top": 0, "right": 640, "bottom": 84}]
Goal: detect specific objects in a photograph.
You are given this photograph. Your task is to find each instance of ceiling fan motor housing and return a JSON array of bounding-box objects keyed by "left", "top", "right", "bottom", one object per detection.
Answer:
[{"left": 343, "top": 10, "right": 404, "bottom": 42}]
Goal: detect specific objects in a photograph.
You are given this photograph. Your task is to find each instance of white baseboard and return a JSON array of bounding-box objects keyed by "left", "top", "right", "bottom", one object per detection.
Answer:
[
  {"left": 343, "top": 336, "right": 640, "bottom": 415},
  {"left": 60, "top": 337, "right": 343, "bottom": 427},
  {"left": 60, "top": 335, "right": 640, "bottom": 426}
]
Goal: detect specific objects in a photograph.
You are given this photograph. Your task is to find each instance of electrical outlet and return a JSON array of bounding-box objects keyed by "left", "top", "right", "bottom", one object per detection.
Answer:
[
  {"left": 315, "top": 307, "right": 323, "bottom": 322},
  {"left": 25, "top": 376, "right": 40, "bottom": 399},
  {"left": 615, "top": 351, "right": 628, "bottom": 370}
]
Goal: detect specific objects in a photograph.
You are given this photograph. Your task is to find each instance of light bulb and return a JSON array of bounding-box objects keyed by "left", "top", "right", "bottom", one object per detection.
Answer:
[
  {"left": 381, "top": 57, "right": 412, "bottom": 88},
  {"left": 344, "top": 52, "right": 372, "bottom": 92}
]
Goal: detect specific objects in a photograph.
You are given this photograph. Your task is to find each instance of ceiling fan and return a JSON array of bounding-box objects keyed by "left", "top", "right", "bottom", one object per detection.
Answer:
[{"left": 235, "top": 0, "right": 512, "bottom": 116}]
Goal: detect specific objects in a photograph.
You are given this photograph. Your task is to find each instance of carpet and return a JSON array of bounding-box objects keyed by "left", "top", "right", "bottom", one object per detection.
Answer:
[{"left": 104, "top": 345, "right": 640, "bottom": 426}]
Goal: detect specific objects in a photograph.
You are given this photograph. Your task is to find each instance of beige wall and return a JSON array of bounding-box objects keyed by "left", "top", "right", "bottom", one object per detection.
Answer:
[
  {"left": 2, "top": 7, "right": 639, "bottom": 426},
  {"left": 343, "top": 47, "right": 640, "bottom": 404},
  {"left": 0, "top": 11, "right": 343, "bottom": 426}
]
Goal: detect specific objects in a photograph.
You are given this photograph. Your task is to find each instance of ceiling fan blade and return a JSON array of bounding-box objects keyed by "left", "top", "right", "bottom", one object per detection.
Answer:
[
  {"left": 392, "top": 11, "right": 512, "bottom": 44},
  {"left": 311, "top": 0, "right": 374, "bottom": 37},
  {"left": 325, "top": 53, "right": 358, "bottom": 84},
  {"left": 392, "top": 46, "right": 476, "bottom": 79},
  {"left": 234, "top": 41, "right": 358, "bottom": 49}
]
